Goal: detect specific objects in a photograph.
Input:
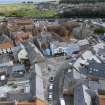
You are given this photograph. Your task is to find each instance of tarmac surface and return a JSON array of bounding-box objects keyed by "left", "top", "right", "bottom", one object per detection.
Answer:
[{"left": 52, "top": 63, "right": 69, "bottom": 105}]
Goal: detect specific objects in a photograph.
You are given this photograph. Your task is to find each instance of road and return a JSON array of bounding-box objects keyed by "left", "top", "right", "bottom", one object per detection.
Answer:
[{"left": 52, "top": 63, "right": 69, "bottom": 105}]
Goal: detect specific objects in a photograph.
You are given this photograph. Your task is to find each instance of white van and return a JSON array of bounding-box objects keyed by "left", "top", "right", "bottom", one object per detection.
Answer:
[{"left": 59, "top": 97, "right": 65, "bottom": 105}]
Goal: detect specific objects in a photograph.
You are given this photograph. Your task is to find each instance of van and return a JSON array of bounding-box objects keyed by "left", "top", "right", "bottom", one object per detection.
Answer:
[{"left": 59, "top": 97, "right": 65, "bottom": 105}]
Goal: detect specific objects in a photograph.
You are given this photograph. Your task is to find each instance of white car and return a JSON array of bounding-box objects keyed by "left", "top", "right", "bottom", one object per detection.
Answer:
[
  {"left": 49, "top": 83, "right": 54, "bottom": 90},
  {"left": 48, "top": 92, "right": 53, "bottom": 101}
]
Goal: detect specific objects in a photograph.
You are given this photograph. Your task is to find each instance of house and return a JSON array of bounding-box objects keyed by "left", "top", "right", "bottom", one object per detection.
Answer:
[
  {"left": 7, "top": 18, "right": 33, "bottom": 32},
  {"left": 78, "top": 39, "right": 89, "bottom": 49},
  {"left": 98, "top": 95, "right": 105, "bottom": 105},
  {"left": 18, "top": 49, "right": 28, "bottom": 62},
  {"left": 0, "top": 45, "right": 21, "bottom": 55},
  {"left": 11, "top": 64, "right": 26, "bottom": 78},
  {"left": 0, "top": 35, "right": 45, "bottom": 105},
  {"left": 0, "top": 54, "right": 13, "bottom": 67},
  {"left": 74, "top": 83, "right": 92, "bottom": 105},
  {"left": 74, "top": 50, "right": 101, "bottom": 69},
  {"left": 0, "top": 43, "right": 13, "bottom": 49},
  {"left": 16, "top": 98, "right": 45, "bottom": 105},
  {"left": 0, "top": 102, "right": 15, "bottom": 105},
  {"left": 12, "top": 31, "right": 33, "bottom": 44},
  {"left": 0, "top": 64, "right": 45, "bottom": 105},
  {"left": 92, "top": 21, "right": 105, "bottom": 28},
  {"left": 73, "top": 22, "right": 92, "bottom": 39},
  {"left": 33, "top": 32, "right": 63, "bottom": 56},
  {"left": 0, "top": 35, "right": 13, "bottom": 49},
  {"left": 93, "top": 43, "right": 105, "bottom": 62},
  {"left": 50, "top": 41, "right": 80, "bottom": 56},
  {"left": 36, "top": 2, "right": 51, "bottom": 10},
  {"left": 80, "top": 60, "right": 105, "bottom": 79},
  {"left": 0, "top": 64, "right": 46, "bottom": 105},
  {"left": 96, "top": 81, "right": 105, "bottom": 105}
]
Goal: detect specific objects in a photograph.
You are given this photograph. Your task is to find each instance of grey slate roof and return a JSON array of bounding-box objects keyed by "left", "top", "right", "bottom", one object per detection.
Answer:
[
  {"left": 80, "top": 60, "right": 105, "bottom": 79},
  {"left": 12, "top": 64, "right": 25, "bottom": 72},
  {"left": 0, "top": 35, "right": 10, "bottom": 44},
  {"left": 23, "top": 41, "right": 45, "bottom": 64},
  {"left": 7, "top": 93, "right": 33, "bottom": 101}
]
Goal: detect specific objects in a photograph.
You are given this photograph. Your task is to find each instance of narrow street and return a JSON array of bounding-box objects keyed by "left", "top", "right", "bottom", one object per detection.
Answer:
[{"left": 52, "top": 63, "right": 69, "bottom": 105}]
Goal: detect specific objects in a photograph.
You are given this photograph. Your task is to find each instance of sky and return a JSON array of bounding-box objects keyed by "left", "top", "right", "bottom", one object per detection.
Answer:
[{"left": 0, "top": 0, "right": 59, "bottom": 3}]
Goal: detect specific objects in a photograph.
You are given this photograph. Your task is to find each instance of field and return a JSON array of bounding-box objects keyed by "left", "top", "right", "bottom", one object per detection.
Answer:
[{"left": 0, "top": 3, "right": 57, "bottom": 17}]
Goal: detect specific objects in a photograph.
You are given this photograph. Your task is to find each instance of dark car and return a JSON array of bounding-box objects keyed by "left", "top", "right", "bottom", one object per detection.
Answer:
[{"left": 49, "top": 76, "right": 54, "bottom": 82}]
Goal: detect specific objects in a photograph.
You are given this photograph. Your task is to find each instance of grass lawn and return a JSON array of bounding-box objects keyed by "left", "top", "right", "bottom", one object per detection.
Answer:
[{"left": 0, "top": 3, "right": 57, "bottom": 17}]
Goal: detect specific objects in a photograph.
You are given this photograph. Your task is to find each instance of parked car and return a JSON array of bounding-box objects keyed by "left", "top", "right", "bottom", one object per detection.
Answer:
[
  {"left": 48, "top": 83, "right": 54, "bottom": 91},
  {"left": 0, "top": 72, "right": 7, "bottom": 86},
  {"left": 49, "top": 76, "right": 54, "bottom": 82},
  {"left": 48, "top": 92, "right": 53, "bottom": 101}
]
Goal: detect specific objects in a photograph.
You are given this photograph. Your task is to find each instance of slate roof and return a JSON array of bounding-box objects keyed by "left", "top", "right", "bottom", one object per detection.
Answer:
[{"left": 80, "top": 60, "right": 105, "bottom": 79}]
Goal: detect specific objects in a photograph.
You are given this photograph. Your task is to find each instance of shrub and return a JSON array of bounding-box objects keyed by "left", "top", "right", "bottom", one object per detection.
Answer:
[{"left": 94, "top": 28, "right": 105, "bottom": 34}]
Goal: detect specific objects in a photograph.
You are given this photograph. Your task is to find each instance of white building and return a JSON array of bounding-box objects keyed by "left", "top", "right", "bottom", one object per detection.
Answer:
[{"left": 50, "top": 41, "right": 80, "bottom": 56}]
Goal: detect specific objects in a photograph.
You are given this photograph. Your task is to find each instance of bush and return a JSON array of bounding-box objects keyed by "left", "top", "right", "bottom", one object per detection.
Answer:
[
  {"left": 94, "top": 28, "right": 105, "bottom": 34},
  {"left": 0, "top": 12, "right": 5, "bottom": 16}
]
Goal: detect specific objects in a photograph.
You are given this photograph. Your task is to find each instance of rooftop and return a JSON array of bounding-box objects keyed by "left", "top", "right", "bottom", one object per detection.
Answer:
[{"left": 80, "top": 60, "right": 105, "bottom": 79}]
